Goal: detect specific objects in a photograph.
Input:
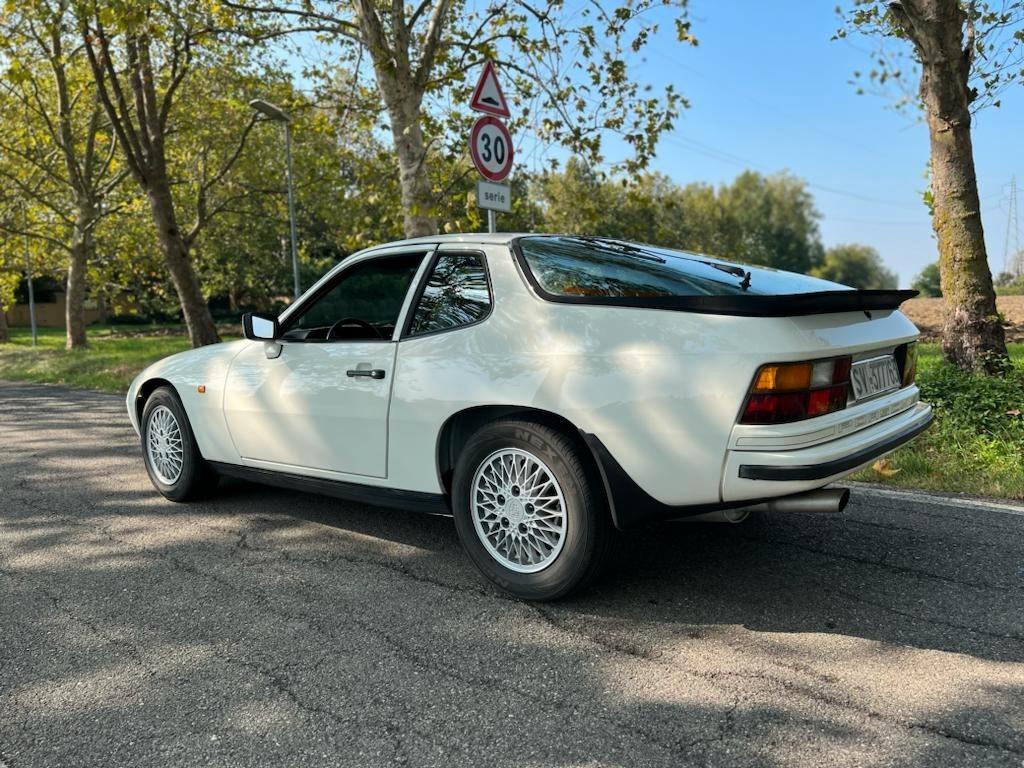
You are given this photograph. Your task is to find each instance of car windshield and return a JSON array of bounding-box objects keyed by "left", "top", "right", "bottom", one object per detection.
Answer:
[{"left": 516, "top": 236, "right": 848, "bottom": 298}]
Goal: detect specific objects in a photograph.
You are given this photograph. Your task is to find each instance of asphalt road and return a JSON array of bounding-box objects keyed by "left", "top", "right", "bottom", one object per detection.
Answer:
[{"left": 1, "top": 381, "right": 1022, "bottom": 768}]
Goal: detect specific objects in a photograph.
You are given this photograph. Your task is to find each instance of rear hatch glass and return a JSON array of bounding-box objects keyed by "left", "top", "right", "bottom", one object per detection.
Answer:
[{"left": 514, "top": 236, "right": 915, "bottom": 317}]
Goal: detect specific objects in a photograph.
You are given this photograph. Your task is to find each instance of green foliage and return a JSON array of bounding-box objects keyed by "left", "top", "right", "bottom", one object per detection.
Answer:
[
  {"left": 837, "top": 1, "right": 1024, "bottom": 114},
  {"left": 811, "top": 243, "right": 898, "bottom": 289},
  {"left": 856, "top": 343, "right": 1024, "bottom": 498},
  {"left": 534, "top": 160, "right": 826, "bottom": 272},
  {"left": 919, "top": 352, "right": 1023, "bottom": 434},
  {"left": 0, "top": 270, "right": 18, "bottom": 312},
  {"left": 994, "top": 270, "right": 1024, "bottom": 295},
  {"left": 912, "top": 262, "right": 943, "bottom": 297}
]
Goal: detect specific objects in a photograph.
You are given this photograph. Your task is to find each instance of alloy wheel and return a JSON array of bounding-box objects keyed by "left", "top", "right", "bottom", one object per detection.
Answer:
[
  {"left": 146, "top": 405, "right": 184, "bottom": 485},
  {"left": 470, "top": 448, "right": 567, "bottom": 573}
]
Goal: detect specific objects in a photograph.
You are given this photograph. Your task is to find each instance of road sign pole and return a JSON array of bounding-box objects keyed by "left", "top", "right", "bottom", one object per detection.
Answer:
[{"left": 469, "top": 61, "right": 513, "bottom": 232}]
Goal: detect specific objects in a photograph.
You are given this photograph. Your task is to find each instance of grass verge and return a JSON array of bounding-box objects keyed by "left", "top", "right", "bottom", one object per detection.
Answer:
[
  {"left": 2, "top": 327, "right": 1022, "bottom": 499},
  {"left": 0, "top": 325, "right": 210, "bottom": 392},
  {"left": 851, "top": 343, "right": 1024, "bottom": 499}
]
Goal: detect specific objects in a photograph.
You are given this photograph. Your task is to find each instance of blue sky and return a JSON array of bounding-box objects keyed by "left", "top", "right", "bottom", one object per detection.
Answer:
[{"left": 601, "top": 1, "right": 1024, "bottom": 286}]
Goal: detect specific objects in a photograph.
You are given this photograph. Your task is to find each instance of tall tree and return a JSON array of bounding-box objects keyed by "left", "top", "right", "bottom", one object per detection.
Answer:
[
  {"left": 715, "top": 171, "right": 825, "bottom": 273},
  {"left": 230, "top": 0, "right": 693, "bottom": 238},
  {"left": 912, "top": 261, "right": 944, "bottom": 296},
  {"left": 536, "top": 163, "right": 825, "bottom": 273},
  {"left": 76, "top": 0, "right": 258, "bottom": 346},
  {"left": 840, "top": 1, "right": 1023, "bottom": 373},
  {"left": 811, "top": 244, "right": 898, "bottom": 289},
  {"left": 0, "top": 1, "right": 125, "bottom": 349}
]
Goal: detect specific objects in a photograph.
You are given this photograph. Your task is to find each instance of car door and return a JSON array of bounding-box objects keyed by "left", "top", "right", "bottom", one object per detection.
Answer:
[{"left": 223, "top": 249, "right": 431, "bottom": 478}]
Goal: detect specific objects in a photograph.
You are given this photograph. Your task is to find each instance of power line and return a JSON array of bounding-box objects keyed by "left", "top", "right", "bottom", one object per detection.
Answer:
[{"left": 659, "top": 132, "right": 922, "bottom": 209}]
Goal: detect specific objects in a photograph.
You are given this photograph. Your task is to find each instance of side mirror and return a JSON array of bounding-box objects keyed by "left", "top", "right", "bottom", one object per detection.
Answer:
[{"left": 242, "top": 311, "right": 279, "bottom": 341}]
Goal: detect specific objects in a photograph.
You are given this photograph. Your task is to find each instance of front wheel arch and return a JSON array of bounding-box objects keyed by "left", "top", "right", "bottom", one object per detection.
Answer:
[
  {"left": 136, "top": 377, "right": 175, "bottom": 426},
  {"left": 140, "top": 385, "right": 218, "bottom": 501}
]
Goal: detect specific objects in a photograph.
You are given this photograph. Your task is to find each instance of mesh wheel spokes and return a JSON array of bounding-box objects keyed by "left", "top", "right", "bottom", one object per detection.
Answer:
[
  {"left": 471, "top": 448, "right": 567, "bottom": 573},
  {"left": 146, "top": 405, "right": 184, "bottom": 485}
]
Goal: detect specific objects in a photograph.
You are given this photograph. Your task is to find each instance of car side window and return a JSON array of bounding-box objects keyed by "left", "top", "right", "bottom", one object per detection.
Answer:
[
  {"left": 407, "top": 253, "right": 491, "bottom": 336},
  {"left": 281, "top": 253, "right": 425, "bottom": 342}
]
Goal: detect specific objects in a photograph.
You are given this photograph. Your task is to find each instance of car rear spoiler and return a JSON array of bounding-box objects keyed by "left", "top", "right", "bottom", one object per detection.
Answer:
[
  {"left": 522, "top": 289, "right": 920, "bottom": 317},
  {"left": 653, "top": 289, "right": 921, "bottom": 317}
]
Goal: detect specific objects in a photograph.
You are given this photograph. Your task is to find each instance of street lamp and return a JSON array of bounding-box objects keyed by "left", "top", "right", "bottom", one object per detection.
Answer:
[{"left": 249, "top": 98, "right": 301, "bottom": 300}]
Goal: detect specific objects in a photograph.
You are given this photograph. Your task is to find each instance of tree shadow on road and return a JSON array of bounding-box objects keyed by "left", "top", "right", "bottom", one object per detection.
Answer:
[{"left": 3, "top": 382, "right": 1024, "bottom": 766}]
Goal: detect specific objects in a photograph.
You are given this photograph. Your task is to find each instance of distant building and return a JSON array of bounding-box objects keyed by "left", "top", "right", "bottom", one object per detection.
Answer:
[{"left": 4, "top": 278, "right": 104, "bottom": 327}]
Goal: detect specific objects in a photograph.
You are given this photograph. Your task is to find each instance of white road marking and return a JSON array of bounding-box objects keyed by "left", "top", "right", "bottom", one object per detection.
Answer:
[{"left": 849, "top": 484, "right": 1024, "bottom": 517}]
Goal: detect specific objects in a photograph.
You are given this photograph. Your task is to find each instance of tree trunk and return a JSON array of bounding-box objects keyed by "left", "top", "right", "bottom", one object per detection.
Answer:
[
  {"left": 0, "top": 302, "right": 8, "bottom": 343},
  {"left": 388, "top": 101, "right": 436, "bottom": 238},
  {"left": 65, "top": 204, "right": 92, "bottom": 350},
  {"left": 146, "top": 178, "right": 220, "bottom": 347},
  {"left": 376, "top": 68, "right": 436, "bottom": 237},
  {"left": 911, "top": 0, "right": 1008, "bottom": 373}
]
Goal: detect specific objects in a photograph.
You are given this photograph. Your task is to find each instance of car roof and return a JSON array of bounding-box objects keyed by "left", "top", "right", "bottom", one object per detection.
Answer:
[{"left": 368, "top": 232, "right": 525, "bottom": 249}]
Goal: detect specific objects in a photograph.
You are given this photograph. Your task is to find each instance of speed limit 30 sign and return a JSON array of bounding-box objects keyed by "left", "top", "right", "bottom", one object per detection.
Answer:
[{"left": 469, "top": 116, "right": 514, "bottom": 182}]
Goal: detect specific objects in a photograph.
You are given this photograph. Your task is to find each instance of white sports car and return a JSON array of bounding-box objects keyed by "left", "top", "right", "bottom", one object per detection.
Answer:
[{"left": 127, "top": 234, "right": 932, "bottom": 599}]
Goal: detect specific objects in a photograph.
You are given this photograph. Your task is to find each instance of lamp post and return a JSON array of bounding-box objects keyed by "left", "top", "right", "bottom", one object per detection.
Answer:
[
  {"left": 249, "top": 99, "right": 300, "bottom": 299},
  {"left": 24, "top": 231, "right": 37, "bottom": 347}
]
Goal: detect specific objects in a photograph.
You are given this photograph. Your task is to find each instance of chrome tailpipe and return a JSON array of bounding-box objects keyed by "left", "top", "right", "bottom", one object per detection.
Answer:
[
  {"left": 673, "top": 487, "right": 850, "bottom": 523},
  {"left": 763, "top": 487, "right": 850, "bottom": 514}
]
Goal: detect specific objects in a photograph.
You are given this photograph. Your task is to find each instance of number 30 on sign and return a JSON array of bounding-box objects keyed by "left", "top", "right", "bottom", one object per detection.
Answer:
[{"left": 469, "top": 116, "right": 514, "bottom": 182}]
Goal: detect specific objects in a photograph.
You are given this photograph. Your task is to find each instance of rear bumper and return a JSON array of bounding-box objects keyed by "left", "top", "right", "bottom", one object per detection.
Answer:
[
  {"left": 737, "top": 412, "right": 932, "bottom": 481},
  {"left": 721, "top": 400, "right": 933, "bottom": 502}
]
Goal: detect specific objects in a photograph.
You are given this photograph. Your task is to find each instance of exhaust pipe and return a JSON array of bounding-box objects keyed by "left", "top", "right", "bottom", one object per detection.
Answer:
[
  {"left": 673, "top": 487, "right": 850, "bottom": 523},
  {"left": 764, "top": 487, "right": 850, "bottom": 514}
]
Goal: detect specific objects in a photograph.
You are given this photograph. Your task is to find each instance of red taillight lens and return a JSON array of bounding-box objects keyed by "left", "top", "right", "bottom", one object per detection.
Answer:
[{"left": 741, "top": 356, "right": 851, "bottom": 424}]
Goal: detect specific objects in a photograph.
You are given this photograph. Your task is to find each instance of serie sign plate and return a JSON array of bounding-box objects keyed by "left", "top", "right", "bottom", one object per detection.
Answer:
[{"left": 477, "top": 180, "right": 512, "bottom": 213}]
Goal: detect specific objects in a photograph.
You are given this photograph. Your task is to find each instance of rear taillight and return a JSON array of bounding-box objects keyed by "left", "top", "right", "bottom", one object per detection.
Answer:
[
  {"left": 902, "top": 341, "right": 918, "bottom": 386},
  {"left": 741, "top": 357, "right": 852, "bottom": 424}
]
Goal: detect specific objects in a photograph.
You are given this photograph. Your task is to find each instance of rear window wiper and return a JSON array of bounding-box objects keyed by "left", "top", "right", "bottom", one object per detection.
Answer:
[
  {"left": 568, "top": 236, "right": 668, "bottom": 264},
  {"left": 701, "top": 260, "right": 752, "bottom": 291}
]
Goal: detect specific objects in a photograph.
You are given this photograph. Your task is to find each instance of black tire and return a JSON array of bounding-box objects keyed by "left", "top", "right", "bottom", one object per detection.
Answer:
[
  {"left": 140, "top": 386, "right": 218, "bottom": 502},
  {"left": 452, "top": 419, "right": 615, "bottom": 600}
]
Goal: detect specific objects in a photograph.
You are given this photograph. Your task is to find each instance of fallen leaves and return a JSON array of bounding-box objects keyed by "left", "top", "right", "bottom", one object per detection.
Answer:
[{"left": 872, "top": 457, "right": 901, "bottom": 477}]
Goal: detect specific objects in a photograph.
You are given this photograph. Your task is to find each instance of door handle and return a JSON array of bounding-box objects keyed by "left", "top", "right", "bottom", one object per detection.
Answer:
[{"left": 346, "top": 368, "right": 386, "bottom": 380}]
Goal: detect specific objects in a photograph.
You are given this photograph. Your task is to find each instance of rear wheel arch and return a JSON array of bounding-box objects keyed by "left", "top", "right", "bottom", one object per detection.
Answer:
[
  {"left": 435, "top": 405, "right": 608, "bottom": 510},
  {"left": 448, "top": 415, "right": 616, "bottom": 599}
]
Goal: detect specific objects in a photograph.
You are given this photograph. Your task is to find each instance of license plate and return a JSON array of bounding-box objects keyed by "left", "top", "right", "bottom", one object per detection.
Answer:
[{"left": 850, "top": 355, "right": 901, "bottom": 401}]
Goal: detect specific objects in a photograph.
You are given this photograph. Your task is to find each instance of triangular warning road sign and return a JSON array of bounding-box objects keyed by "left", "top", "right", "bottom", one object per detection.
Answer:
[{"left": 469, "top": 60, "right": 510, "bottom": 118}]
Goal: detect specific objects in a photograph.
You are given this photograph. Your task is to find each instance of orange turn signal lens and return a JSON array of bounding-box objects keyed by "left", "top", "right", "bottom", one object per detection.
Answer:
[
  {"left": 742, "top": 356, "right": 853, "bottom": 424},
  {"left": 752, "top": 362, "right": 812, "bottom": 392}
]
